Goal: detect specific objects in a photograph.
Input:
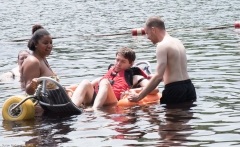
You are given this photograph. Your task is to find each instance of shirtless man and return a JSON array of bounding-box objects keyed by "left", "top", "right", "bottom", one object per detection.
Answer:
[{"left": 127, "top": 16, "right": 196, "bottom": 104}]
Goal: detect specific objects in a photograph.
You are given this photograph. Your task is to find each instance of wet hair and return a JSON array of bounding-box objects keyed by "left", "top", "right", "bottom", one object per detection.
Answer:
[
  {"left": 18, "top": 50, "right": 30, "bottom": 59},
  {"left": 31, "top": 24, "right": 44, "bottom": 35},
  {"left": 27, "top": 24, "right": 50, "bottom": 51},
  {"left": 145, "top": 16, "right": 165, "bottom": 30},
  {"left": 116, "top": 47, "right": 136, "bottom": 63}
]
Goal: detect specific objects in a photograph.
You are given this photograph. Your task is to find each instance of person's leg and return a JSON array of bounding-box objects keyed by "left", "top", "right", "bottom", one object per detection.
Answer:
[
  {"left": 65, "top": 84, "right": 78, "bottom": 98},
  {"left": 92, "top": 79, "right": 118, "bottom": 109},
  {"left": 65, "top": 84, "right": 79, "bottom": 92},
  {"left": 71, "top": 79, "right": 95, "bottom": 107}
]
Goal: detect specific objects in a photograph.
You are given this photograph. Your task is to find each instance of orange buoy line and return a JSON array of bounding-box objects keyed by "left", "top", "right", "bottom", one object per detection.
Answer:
[
  {"left": 234, "top": 22, "right": 240, "bottom": 28},
  {"left": 10, "top": 22, "right": 240, "bottom": 42},
  {"left": 131, "top": 28, "right": 145, "bottom": 36}
]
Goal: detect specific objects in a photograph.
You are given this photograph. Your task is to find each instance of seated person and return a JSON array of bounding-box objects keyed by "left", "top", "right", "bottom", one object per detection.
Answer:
[
  {"left": 0, "top": 50, "right": 30, "bottom": 81},
  {"left": 71, "top": 47, "right": 159, "bottom": 110}
]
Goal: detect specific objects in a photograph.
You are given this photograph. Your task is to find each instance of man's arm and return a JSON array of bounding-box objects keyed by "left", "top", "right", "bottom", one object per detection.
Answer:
[
  {"left": 132, "top": 75, "right": 159, "bottom": 94},
  {"left": 128, "top": 43, "right": 167, "bottom": 102},
  {"left": 130, "top": 87, "right": 159, "bottom": 94},
  {"left": 136, "top": 74, "right": 162, "bottom": 100}
]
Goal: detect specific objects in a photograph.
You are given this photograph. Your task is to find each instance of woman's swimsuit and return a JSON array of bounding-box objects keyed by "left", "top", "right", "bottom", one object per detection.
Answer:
[{"left": 44, "top": 75, "right": 60, "bottom": 89}]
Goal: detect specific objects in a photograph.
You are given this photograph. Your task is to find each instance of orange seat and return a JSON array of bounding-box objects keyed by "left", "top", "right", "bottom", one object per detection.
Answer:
[{"left": 117, "top": 93, "right": 162, "bottom": 107}]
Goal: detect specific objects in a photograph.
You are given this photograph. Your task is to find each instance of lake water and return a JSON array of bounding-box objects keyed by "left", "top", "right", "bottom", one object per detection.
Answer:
[{"left": 1, "top": 0, "right": 240, "bottom": 146}]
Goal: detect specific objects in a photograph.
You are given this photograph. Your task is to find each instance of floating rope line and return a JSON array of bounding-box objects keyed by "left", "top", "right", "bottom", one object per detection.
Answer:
[
  {"left": 10, "top": 22, "right": 240, "bottom": 42},
  {"left": 11, "top": 32, "right": 130, "bottom": 42}
]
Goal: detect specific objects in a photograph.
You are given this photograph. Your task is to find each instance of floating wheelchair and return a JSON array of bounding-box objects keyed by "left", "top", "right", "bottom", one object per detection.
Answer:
[{"left": 2, "top": 77, "right": 83, "bottom": 121}]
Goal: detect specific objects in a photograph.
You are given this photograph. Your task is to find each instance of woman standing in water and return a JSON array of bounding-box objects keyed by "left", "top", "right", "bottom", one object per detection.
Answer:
[{"left": 21, "top": 24, "right": 58, "bottom": 95}]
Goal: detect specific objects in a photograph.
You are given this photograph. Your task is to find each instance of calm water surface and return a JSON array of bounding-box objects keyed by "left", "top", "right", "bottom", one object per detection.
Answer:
[{"left": 0, "top": 0, "right": 240, "bottom": 146}]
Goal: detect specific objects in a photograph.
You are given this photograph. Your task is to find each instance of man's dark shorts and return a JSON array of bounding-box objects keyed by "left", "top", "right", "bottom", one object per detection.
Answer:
[{"left": 160, "top": 79, "right": 196, "bottom": 104}]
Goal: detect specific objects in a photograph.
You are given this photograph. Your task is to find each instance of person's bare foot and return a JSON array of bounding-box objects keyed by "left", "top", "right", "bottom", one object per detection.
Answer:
[{"left": 84, "top": 108, "right": 94, "bottom": 112}]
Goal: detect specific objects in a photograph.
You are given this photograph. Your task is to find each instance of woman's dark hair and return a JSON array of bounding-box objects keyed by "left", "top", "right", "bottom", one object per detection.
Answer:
[
  {"left": 27, "top": 25, "right": 50, "bottom": 51},
  {"left": 31, "top": 24, "right": 44, "bottom": 35}
]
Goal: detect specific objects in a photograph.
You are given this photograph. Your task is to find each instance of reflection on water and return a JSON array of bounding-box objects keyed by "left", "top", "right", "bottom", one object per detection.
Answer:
[
  {"left": 158, "top": 103, "right": 196, "bottom": 146},
  {"left": 1, "top": 103, "right": 196, "bottom": 146},
  {"left": 1, "top": 0, "right": 240, "bottom": 146},
  {"left": 24, "top": 118, "right": 73, "bottom": 146},
  {"left": 2, "top": 110, "right": 77, "bottom": 146}
]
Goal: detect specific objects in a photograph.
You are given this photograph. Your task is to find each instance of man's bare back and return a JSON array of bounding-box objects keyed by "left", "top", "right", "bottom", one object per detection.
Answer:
[
  {"left": 127, "top": 16, "right": 196, "bottom": 104},
  {"left": 156, "top": 35, "right": 190, "bottom": 85}
]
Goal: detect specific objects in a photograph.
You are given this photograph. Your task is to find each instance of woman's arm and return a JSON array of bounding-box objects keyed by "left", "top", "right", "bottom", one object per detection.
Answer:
[{"left": 22, "top": 57, "right": 41, "bottom": 95}]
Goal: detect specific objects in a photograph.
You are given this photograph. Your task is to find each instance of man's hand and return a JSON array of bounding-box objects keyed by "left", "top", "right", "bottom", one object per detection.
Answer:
[{"left": 127, "top": 90, "right": 140, "bottom": 102}]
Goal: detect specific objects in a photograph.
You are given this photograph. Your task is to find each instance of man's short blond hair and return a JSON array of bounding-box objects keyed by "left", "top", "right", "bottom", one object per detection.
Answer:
[{"left": 145, "top": 16, "right": 165, "bottom": 30}]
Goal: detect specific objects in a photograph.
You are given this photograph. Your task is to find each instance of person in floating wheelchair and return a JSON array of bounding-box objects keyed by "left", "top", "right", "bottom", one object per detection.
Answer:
[{"left": 71, "top": 47, "right": 159, "bottom": 110}]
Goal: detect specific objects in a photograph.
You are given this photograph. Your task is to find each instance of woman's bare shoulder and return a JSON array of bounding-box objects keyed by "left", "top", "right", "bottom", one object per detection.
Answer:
[
  {"left": 22, "top": 55, "right": 40, "bottom": 69},
  {"left": 24, "top": 55, "right": 39, "bottom": 64}
]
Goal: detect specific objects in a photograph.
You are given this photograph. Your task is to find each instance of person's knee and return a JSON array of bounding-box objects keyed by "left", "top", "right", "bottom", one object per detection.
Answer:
[
  {"left": 80, "top": 79, "right": 91, "bottom": 87},
  {"left": 99, "top": 79, "right": 111, "bottom": 87}
]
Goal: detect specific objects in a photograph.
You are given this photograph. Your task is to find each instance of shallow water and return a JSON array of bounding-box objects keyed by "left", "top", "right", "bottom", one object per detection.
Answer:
[{"left": 1, "top": 0, "right": 240, "bottom": 146}]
